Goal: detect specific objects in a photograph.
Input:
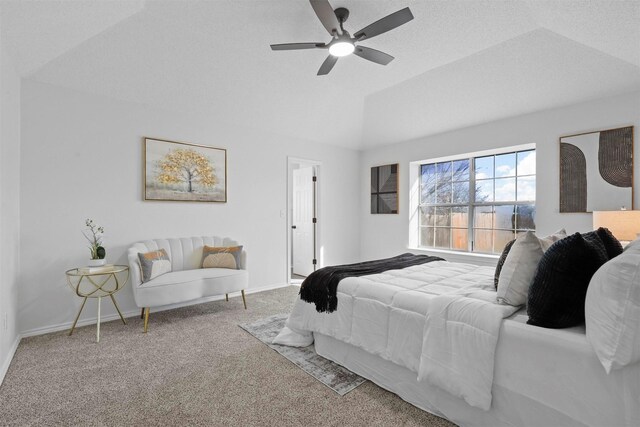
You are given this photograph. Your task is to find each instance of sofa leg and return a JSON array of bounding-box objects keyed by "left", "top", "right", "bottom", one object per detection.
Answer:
[
  {"left": 241, "top": 290, "right": 247, "bottom": 309},
  {"left": 225, "top": 293, "right": 229, "bottom": 302},
  {"left": 143, "top": 307, "right": 150, "bottom": 333},
  {"left": 140, "top": 308, "right": 144, "bottom": 319}
]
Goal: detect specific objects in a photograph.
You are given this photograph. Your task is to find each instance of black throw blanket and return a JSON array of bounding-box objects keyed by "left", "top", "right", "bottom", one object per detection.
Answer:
[{"left": 299, "top": 253, "right": 444, "bottom": 313}]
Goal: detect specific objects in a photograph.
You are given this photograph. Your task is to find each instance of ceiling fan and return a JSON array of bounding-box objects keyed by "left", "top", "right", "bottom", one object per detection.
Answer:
[{"left": 270, "top": 0, "right": 414, "bottom": 75}]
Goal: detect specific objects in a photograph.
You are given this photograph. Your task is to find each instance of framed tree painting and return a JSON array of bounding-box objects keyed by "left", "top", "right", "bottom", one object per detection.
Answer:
[
  {"left": 371, "top": 163, "right": 398, "bottom": 214},
  {"left": 144, "top": 137, "right": 227, "bottom": 202},
  {"left": 559, "top": 126, "right": 633, "bottom": 212}
]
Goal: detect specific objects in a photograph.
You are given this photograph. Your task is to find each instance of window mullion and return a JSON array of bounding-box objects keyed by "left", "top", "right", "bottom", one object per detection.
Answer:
[
  {"left": 468, "top": 156, "right": 475, "bottom": 252},
  {"left": 474, "top": 201, "right": 534, "bottom": 207}
]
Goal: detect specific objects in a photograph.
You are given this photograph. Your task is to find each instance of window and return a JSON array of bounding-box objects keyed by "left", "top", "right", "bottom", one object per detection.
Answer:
[{"left": 418, "top": 149, "right": 536, "bottom": 254}]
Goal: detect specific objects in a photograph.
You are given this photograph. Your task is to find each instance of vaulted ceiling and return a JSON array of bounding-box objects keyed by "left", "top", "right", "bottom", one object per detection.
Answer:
[{"left": 2, "top": 0, "right": 639, "bottom": 149}]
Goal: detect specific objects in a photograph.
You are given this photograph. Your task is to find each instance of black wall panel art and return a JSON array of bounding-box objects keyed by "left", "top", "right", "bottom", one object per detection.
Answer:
[
  {"left": 371, "top": 163, "right": 398, "bottom": 214},
  {"left": 559, "top": 126, "right": 633, "bottom": 212}
]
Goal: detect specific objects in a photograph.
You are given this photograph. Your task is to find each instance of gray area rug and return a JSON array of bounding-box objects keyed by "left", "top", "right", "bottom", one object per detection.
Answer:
[{"left": 239, "top": 314, "right": 366, "bottom": 395}]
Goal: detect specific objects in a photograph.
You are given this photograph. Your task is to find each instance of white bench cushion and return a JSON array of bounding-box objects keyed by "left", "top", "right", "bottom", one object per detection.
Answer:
[{"left": 135, "top": 268, "right": 248, "bottom": 307}]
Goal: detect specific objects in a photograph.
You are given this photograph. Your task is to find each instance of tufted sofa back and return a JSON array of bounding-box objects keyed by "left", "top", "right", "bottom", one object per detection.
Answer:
[{"left": 127, "top": 236, "right": 246, "bottom": 286}]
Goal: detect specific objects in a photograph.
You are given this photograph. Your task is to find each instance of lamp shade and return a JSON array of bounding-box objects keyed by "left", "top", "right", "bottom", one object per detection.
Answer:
[{"left": 593, "top": 210, "right": 640, "bottom": 241}]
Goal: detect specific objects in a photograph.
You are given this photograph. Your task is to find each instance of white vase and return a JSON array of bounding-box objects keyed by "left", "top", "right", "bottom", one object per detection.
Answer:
[{"left": 88, "top": 259, "right": 106, "bottom": 267}]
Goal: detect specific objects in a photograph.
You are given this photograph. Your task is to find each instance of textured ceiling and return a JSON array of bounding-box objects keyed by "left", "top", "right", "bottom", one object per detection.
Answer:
[
  {"left": 1, "top": 0, "right": 639, "bottom": 150},
  {"left": 363, "top": 28, "right": 640, "bottom": 146},
  {"left": 0, "top": 0, "right": 145, "bottom": 75}
]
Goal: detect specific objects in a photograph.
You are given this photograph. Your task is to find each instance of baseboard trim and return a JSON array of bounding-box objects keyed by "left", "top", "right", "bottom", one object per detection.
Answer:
[
  {"left": 20, "top": 310, "right": 141, "bottom": 338},
  {"left": 20, "top": 283, "right": 292, "bottom": 338},
  {"left": 245, "top": 283, "right": 293, "bottom": 294},
  {"left": 0, "top": 333, "right": 22, "bottom": 387}
]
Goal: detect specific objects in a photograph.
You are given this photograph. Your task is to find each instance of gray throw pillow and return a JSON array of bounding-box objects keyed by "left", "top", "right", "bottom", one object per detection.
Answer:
[
  {"left": 496, "top": 229, "right": 567, "bottom": 306},
  {"left": 138, "top": 249, "right": 172, "bottom": 282}
]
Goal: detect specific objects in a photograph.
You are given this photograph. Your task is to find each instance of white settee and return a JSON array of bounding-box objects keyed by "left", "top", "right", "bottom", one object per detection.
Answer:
[{"left": 127, "top": 236, "right": 248, "bottom": 332}]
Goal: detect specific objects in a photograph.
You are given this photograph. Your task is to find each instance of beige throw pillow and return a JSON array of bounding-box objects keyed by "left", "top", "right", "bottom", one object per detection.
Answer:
[
  {"left": 201, "top": 245, "right": 243, "bottom": 269},
  {"left": 497, "top": 229, "right": 566, "bottom": 306}
]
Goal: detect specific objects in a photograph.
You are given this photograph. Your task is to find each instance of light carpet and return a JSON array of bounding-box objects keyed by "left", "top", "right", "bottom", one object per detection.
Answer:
[
  {"left": 0, "top": 286, "right": 455, "bottom": 426},
  {"left": 239, "top": 314, "right": 366, "bottom": 395}
]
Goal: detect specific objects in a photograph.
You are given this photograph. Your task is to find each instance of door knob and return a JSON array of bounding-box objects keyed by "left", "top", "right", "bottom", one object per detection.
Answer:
[{"left": 291, "top": 225, "right": 297, "bottom": 229}]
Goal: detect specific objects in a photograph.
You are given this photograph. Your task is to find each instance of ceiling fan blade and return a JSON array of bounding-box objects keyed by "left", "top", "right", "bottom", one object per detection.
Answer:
[
  {"left": 271, "top": 42, "right": 326, "bottom": 51},
  {"left": 353, "top": 46, "right": 394, "bottom": 65},
  {"left": 310, "top": 0, "right": 342, "bottom": 35},
  {"left": 354, "top": 7, "right": 414, "bottom": 41},
  {"left": 317, "top": 55, "right": 338, "bottom": 75}
]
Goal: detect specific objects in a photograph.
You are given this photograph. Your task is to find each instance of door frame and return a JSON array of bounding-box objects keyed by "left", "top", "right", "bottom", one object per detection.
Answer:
[{"left": 287, "top": 157, "right": 321, "bottom": 285}]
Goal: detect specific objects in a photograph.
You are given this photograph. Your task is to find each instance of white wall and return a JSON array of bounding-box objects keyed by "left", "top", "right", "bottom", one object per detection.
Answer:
[
  {"left": 15, "top": 76, "right": 640, "bottom": 337},
  {"left": 19, "top": 81, "right": 361, "bottom": 335},
  {"left": 360, "top": 91, "right": 640, "bottom": 264},
  {"left": 0, "top": 22, "right": 21, "bottom": 383}
]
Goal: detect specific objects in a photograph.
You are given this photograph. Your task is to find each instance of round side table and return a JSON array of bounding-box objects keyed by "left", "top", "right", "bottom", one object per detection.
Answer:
[{"left": 65, "top": 265, "right": 129, "bottom": 342}]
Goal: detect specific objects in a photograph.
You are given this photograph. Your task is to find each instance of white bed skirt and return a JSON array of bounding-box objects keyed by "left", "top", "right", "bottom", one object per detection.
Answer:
[{"left": 314, "top": 331, "right": 638, "bottom": 427}]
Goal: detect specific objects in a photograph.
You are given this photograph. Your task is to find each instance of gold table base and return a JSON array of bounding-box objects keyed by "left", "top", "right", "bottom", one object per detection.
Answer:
[{"left": 66, "top": 266, "right": 129, "bottom": 342}]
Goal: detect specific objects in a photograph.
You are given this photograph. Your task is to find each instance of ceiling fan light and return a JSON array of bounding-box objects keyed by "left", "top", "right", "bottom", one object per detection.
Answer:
[{"left": 329, "top": 41, "right": 355, "bottom": 57}]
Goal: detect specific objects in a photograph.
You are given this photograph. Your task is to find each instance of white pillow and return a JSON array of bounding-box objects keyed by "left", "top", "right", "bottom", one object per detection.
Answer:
[
  {"left": 585, "top": 242, "right": 640, "bottom": 373},
  {"left": 497, "top": 229, "right": 566, "bottom": 306},
  {"left": 624, "top": 237, "right": 640, "bottom": 251}
]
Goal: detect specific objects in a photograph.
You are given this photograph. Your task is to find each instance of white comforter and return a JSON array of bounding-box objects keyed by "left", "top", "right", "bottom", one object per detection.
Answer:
[
  {"left": 274, "top": 260, "right": 517, "bottom": 410},
  {"left": 419, "top": 290, "right": 518, "bottom": 410}
]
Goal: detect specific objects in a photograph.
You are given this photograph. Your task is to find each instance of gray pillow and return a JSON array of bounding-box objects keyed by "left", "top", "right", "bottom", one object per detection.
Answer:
[
  {"left": 138, "top": 249, "right": 172, "bottom": 282},
  {"left": 496, "top": 229, "right": 567, "bottom": 306},
  {"left": 497, "top": 232, "right": 543, "bottom": 306}
]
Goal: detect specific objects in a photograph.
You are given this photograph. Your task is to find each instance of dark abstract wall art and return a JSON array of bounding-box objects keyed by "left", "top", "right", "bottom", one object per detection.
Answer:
[
  {"left": 559, "top": 143, "right": 587, "bottom": 212},
  {"left": 371, "top": 163, "right": 398, "bottom": 214},
  {"left": 598, "top": 127, "right": 633, "bottom": 187},
  {"left": 559, "top": 126, "right": 634, "bottom": 213}
]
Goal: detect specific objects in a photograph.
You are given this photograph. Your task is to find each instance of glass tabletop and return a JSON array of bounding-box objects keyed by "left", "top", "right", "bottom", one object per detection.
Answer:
[{"left": 66, "top": 265, "right": 129, "bottom": 276}]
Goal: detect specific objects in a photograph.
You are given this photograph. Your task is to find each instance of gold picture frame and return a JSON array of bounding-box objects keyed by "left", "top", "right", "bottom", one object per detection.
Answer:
[{"left": 144, "top": 137, "right": 227, "bottom": 202}]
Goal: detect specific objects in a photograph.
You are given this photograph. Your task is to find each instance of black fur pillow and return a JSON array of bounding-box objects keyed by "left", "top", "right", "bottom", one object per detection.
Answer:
[
  {"left": 595, "top": 227, "right": 623, "bottom": 259},
  {"left": 527, "top": 232, "right": 609, "bottom": 328},
  {"left": 494, "top": 239, "right": 516, "bottom": 290}
]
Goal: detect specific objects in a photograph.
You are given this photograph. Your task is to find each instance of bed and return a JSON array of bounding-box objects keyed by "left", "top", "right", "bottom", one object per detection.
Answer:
[{"left": 274, "top": 259, "right": 640, "bottom": 427}]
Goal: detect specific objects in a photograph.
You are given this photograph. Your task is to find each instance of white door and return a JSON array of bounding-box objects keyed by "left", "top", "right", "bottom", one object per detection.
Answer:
[{"left": 292, "top": 166, "right": 315, "bottom": 277}]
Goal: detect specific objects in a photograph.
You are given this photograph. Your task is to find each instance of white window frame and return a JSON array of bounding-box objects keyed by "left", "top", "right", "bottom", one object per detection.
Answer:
[{"left": 408, "top": 144, "right": 536, "bottom": 255}]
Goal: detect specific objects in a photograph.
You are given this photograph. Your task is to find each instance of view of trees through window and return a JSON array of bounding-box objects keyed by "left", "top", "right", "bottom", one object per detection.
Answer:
[{"left": 419, "top": 149, "right": 536, "bottom": 254}]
